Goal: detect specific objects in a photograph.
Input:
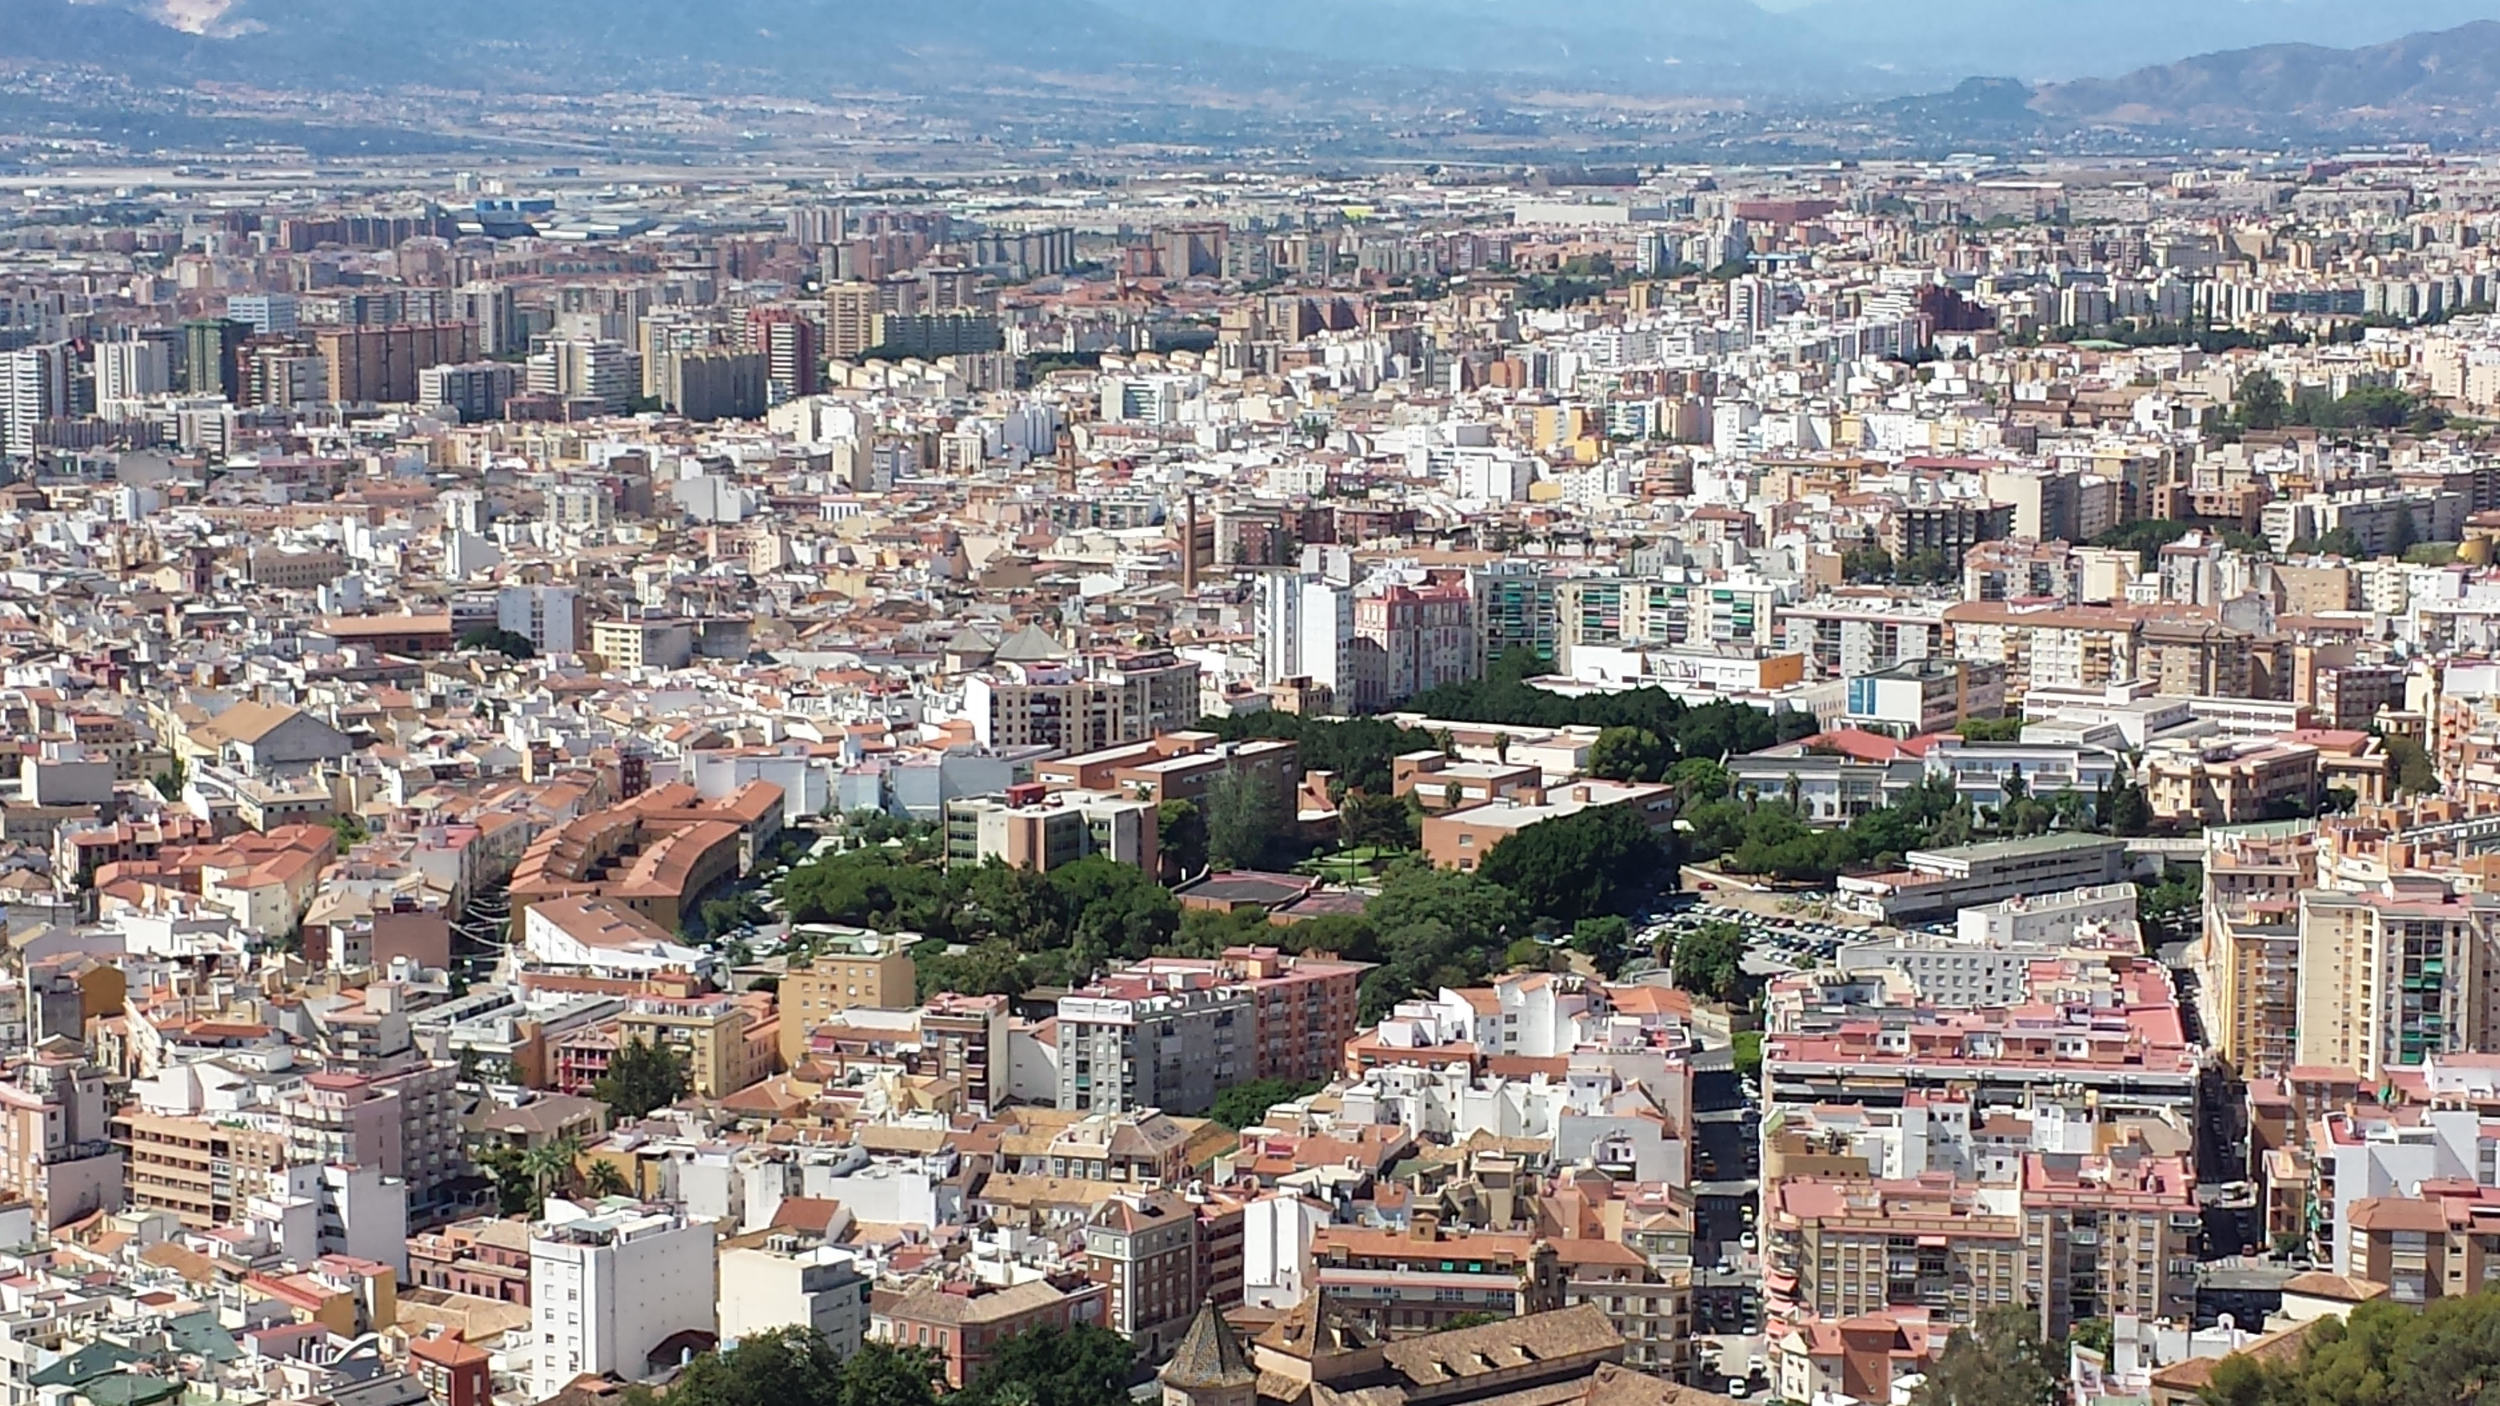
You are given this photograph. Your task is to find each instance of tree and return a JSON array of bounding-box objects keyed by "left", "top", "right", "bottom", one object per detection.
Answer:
[
  {"left": 1670, "top": 921, "right": 1746, "bottom": 1004},
  {"left": 1955, "top": 715, "right": 2025, "bottom": 742},
  {"left": 1667, "top": 757, "right": 1733, "bottom": 803},
  {"left": 593, "top": 1036, "right": 689, "bottom": 1120},
  {"left": 1205, "top": 767, "right": 1287, "bottom": 871},
  {"left": 151, "top": 756, "right": 187, "bottom": 802},
  {"left": 634, "top": 1328, "right": 940, "bottom": 1406},
  {"left": 953, "top": 1324, "right": 1135, "bottom": 1406},
  {"left": 2311, "top": 524, "right": 2365, "bottom": 560},
  {"left": 1337, "top": 789, "right": 1417, "bottom": 852},
  {"left": 2234, "top": 369, "right": 2288, "bottom": 432},
  {"left": 1911, "top": 1306, "right": 2060, "bottom": 1406},
  {"left": 457, "top": 624, "right": 537, "bottom": 659},
  {"left": 521, "top": 1133, "right": 583, "bottom": 1201},
  {"left": 1571, "top": 915, "right": 1633, "bottom": 977},
  {"left": 2105, "top": 776, "right": 2154, "bottom": 837},
  {"left": 1476, "top": 806, "right": 1665, "bottom": 925},
  {"left": 1209, "top": 1076, "right": 1323, "bottom": 1131},
  {"left": 1731, "top": 1029, "right": 1762, "bottom": 1079},
  {"left": 584, "top": 1159, "right": 631, "bottom": 1198},
  {"left": 1157, "top": 799, "right": 1209, "bottom": 880},
  {"left": 1588, "top": 727, "right": 1674, "bottom": 783},
  {"left": 328, "top": 812, "right": 369, "bottom": 854},
  {"left": 1842, "top": 544, "right": 1896, "bottom": 582},
  {"left": 2384, "top": 731, "right": 2439, "bottom": 796},
  {"left": 1358, "top": 863, "right": 1527, "bottom": 1020}
]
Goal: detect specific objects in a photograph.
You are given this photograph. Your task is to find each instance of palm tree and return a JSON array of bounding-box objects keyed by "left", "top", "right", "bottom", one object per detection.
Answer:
[
  {"left": 583, "top": 1158, "right": 630, "bottom": 1199},
  {"left": 521, "top": 1133, "right": 585, "bottom": 1202}
]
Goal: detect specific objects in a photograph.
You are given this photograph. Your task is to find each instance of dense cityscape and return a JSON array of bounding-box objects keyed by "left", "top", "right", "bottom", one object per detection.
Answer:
[{"left": 11, "top": 36, "right": 2500, "bottom": 1406}]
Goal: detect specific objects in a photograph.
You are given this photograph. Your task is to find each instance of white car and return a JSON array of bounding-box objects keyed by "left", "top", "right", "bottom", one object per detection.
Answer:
[{"left": 1728, "top": 1379, "right": 1753, "bottom": 1399}]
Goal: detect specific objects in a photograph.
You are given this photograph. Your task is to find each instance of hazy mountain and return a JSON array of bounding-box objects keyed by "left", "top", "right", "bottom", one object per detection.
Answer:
[
  {"left": 1, "top": 0, "right": 1241, "bottom": 90},
  {"left": 2032, "top": 19, "right": 2500, "bottom": 134},
  {"left": 1786, "top": 0, "right": 2500, "bottom": 85}
]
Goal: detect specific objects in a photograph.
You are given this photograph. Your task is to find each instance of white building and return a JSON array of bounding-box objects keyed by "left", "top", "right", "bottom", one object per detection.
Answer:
[
  {"left": 529, "top": 1200, "right": 718, "bottom": 1399},
  {"left": 717, "top": 1236, "right": 867, "bottom": 1352},
  {"left": 1241, "top": 1193, "right": 1327, "bottom": 1310}
]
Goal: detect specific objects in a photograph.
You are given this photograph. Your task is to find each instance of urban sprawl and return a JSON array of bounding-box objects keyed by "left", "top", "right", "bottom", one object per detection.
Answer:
[{"left": 0, "top": 150, "right": 2494, "bottom": 1406}]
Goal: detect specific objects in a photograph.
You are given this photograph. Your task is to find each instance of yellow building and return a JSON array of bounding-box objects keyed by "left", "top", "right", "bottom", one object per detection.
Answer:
[{"left": 777, "top": 928, "right": 919, "bottom": 1063}]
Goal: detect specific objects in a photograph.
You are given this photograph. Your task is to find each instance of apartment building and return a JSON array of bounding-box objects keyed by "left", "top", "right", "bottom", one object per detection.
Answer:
[
  {"left": 2195, "top": 825, "right": 2315, "bottom": 1079},
  {"left": 943, "top": 786, "right": 1158, "bottom": 873},
  {"left": 962, "top": 650, "right": 1201, "bottom": 753},
  {"left": 775, "top": 930, "right": 920, "bottom": 1063},
  {"left": 2143, "top": 737, "right": 2322, "bottom": 826},
  {"left": 1765, "top": 1177, "right": 2025, "bottom": 1330},
  {"left": 872, "top": 1278, "right": 1104, "bottom": 1390},
  {"left": 1420, "top": 779, "right": 1675, "bottom": 873},
  {"left": 1034, "top": 732, "right": 1299, "bottom": 812},
  {"left": 1085, "top": 1190, "right": 1201, "bottom": 1358},
  {"left": 2346, "top": 1183, "right": 2500, "bottom": 1305},
  {"left": 615, "top": 992, "right": 773, "bottom": 1101},
  {"left": 0, "top": 1049, "right": 125, "bottom": 1230},
  {"left": 1056, "top": 967, "right": 1248, "bottom": 1116},
  {"left": 2020, "top": 1149, "right": 2200, "bottom": 1337},
  {"left": 1308, "top": 1224, "right": 1563, "bottom": 1336},
  {"left": 717, "top": 1233, "right": 867, "bottom": 1351},
  {"left": 528, "top": 1202, "right": 717, "bottom": 1399},
  {"left": 116, "top": 1108, "right": 288, "bottom": 1229},
  {"left": 2295, "top": 890, "right": 2500, "bottom": 1081}
]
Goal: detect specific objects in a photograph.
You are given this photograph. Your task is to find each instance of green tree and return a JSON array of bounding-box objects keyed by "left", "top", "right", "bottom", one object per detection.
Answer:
[
  {"left": 1842, "top": 544, "right": 1896, "bottom": 582},
  {"left": 1476, "top": 806, "right": 1665, "bottom": 925},
  {"left": 2105, "top": 776, "right": 2154, "bottom": 837},
  {"left": 592, "top": 1036, "right": 689, "bottom": 1120},
  {"left": 1571, "top": 914, "right": 1633, "bottom": 977},
  {"left": 1731, "top": 1029, "right": 1763, "bottom": 1079},
  {"left": 1955, "top": 715, "right": 2025, "bottom": 742},
  {"left": 1205, "top": 767, "right": 1287, "bottom": 871},
  {"left": 2312, "top": 525, "right": 2365, "bottom": 559},
  {"left": 1337, "top": 789, "right": 1416, "bottom": 852},
  {"left": 1670, "top": 920, "right": 1746, "bottom": 1003},
  {"left": 1912, "top": 1306, "right": 2060, "bottom": 1406},
  {"left": 151, "top": 756, "right": 187, "bottom": 802},
  {"left": 521, "top": 1133, "right": 583, "bottom": 1202},
  {"left": 1208, "top": 1076, "right": 1323, "bottom": 1131},
  {"left": 2383, "top": 731, "right": 2439, "bottom": 796},
  {"left": 457, "top": 625, "right": 537, "bottom": 659},
  {"left": 1358, "top": 862, "right": 1527, "bottom": 1020},
  {"left": 2234, "top": 369, "right": 2288, "bottom": 432},
  {"left": 1588, "top": 726, "right": 1674, "bottom": 783},
  {"left": 1666, "top": 757, "right": 1733, "bottom": 803},
  {"left": 328, "top": 812, "right": 369, "bottom": 854},
  {"left": 1158, "top": 800, "right": 1209, "bottom": 880},
  {"left": 953, "top": 1324, "right": 1135, "bottom": 1406}
]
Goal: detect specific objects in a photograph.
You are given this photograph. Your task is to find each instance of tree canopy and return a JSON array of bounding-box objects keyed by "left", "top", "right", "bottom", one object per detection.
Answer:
[
  {"left": 1910, "top": 1306, "right": 2061, "bottom": 1406},
  {"left": 592, "top": 1035, "right": 689, "bottom": 1120},
  {"left": 1476, "top": 805, "right": 1665, "bottom": 925}
]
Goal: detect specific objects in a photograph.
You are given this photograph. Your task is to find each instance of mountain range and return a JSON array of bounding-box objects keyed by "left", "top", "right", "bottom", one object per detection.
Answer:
[{"left": 9, "top": 0, "right": 2500, "bottom": 142}]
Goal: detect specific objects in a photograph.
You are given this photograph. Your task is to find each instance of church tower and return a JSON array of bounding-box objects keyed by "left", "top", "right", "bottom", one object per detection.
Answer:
[{"left": 1160, "top": 1298, "right": 1259, "bottom": 1406}]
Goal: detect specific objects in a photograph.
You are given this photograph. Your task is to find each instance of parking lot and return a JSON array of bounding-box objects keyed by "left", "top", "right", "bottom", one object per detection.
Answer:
[{"left": 1641, "top": 897, "right": 1863, "bottom": 979}]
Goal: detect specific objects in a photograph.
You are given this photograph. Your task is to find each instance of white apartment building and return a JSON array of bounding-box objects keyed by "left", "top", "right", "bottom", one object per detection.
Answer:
[
  {"left": 717, "top": 1236, "right": 867, "bottom": 1352},
  {"left": 529, "top": 1200, "right": 717, "bottom": 1399}
]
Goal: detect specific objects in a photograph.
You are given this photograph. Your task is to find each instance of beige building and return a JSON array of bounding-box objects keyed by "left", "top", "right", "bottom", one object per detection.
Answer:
[
  {"left": 616, "top": 992, "right": 775, "bottom": 1100},
  {"left": 117, "top": 1109, "right": 287, "bottom": 1229},
  {"left": 776, "top": 929, "right": 919, "bottom": 1063},
  {"left": 2196, "top": 825, "right": 2315, "bottom": 1078},
  {"left": 2295, "top": 889, "right": 2500, "bottom": 1081}
]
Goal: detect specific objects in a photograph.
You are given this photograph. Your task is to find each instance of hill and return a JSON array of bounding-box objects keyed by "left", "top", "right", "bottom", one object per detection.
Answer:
[{"left": 2032, "top": 19, "right": 2500, "bottom": 135}]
